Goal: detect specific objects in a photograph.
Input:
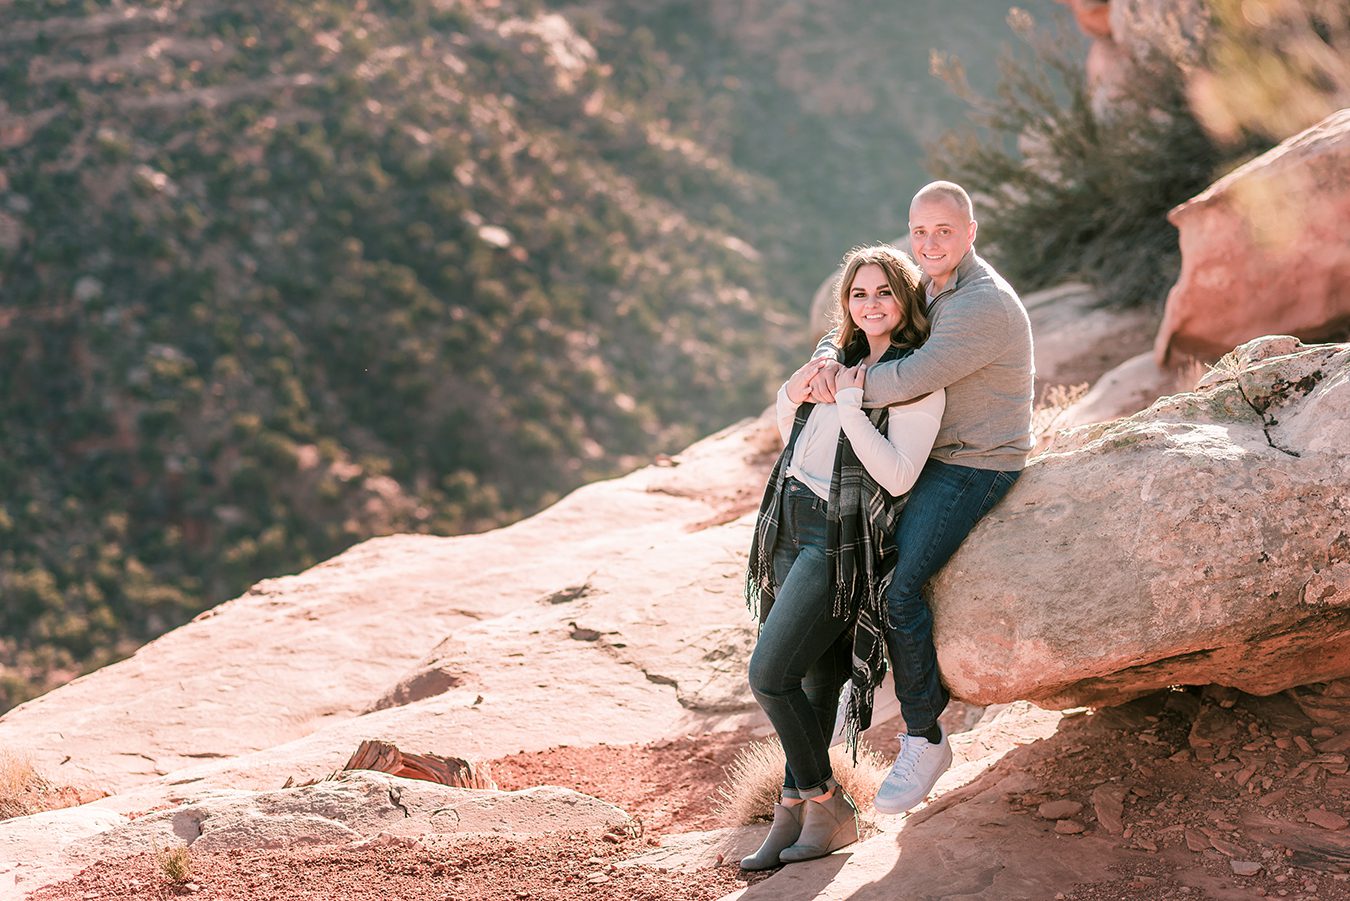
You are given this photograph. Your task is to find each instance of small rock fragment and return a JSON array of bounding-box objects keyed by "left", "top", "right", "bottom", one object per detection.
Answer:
[
  {"left": 1037, "top": 800, "right": 1084, "bottom": 820},
  {"left": 1091, "top": 784, "right": 1126, "bottom": 835},
  {"left": 1318, "top": 732, "right": 1350, "bottom": 753},
  {"left": 1306, "top": 809, "right": 1349, "bottom": 831},
  {"left": 1055, "top": 819, "right": 1086, "bottom": 834},
  {"left": 1257, "top": 788, "right": 1289, "bottom": 808},
  {"left": 1230, "top": 860, "right": 1263, "bottom": 877},
  {"left": 1185, "top": 828, "right": 1209, "bottom": 852}
]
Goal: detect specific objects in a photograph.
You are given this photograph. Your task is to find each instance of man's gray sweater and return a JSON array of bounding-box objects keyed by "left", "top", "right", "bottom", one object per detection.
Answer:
[{"left": 814, "top": 249, "right": 1034, "bottom": 471}]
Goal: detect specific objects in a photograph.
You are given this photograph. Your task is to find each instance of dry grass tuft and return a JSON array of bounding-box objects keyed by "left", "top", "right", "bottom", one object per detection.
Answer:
[
  {"left": 1031, "top": 382, "right": 1090, "bottom": 442},
  {"left": 1172, "top": 359, "right": 1210, "bottom": 394},
  {"left": 714, "top": 736, "right": 889, "bottom": 826},
  {"left": 155, "top": 842, "right": 194, "bottom": 885},
  {"left": 0, "top": 749, "right": 50, "bottom": 821},
  {"left": 0, "top": 750, "right": 104, "bottom": 821}
]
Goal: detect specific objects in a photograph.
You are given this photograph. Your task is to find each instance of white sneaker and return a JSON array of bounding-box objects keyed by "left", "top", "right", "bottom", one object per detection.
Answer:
[{"left": 872, "top": 726, "right": 952, "bottom": 814}]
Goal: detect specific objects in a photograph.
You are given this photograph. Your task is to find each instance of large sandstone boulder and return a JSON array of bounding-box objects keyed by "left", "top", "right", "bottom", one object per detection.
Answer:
[
  {"left": 1156, "top": 109, "right": 1350, "bottom": 364},
  {"left": 934, "top": 336, "right": 1350, "bottom": 707}
]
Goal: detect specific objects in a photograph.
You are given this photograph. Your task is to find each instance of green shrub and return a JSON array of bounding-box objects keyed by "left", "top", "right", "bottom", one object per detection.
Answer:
[{"left": 928, "top": 10, "right": 1272, "bottom": 309}]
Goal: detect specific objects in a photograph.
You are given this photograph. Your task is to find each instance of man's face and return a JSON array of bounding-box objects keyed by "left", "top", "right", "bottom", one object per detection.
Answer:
[{"left": 908, "top": 197, "right": 977, "bottom": 291}]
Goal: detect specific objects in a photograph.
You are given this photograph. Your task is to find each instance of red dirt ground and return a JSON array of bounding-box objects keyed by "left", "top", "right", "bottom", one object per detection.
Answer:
[
  {"left": 27, "top": 729, "right": 763, "bottom": 901},
  {"left": 26, "top": 834, "right": 745, "bottom": 901},
  {"left": 27, "top": 685, "right": 1350, "bottom": 901}
]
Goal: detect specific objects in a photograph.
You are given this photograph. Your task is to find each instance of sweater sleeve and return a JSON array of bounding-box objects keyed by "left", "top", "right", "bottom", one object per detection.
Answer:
[
  {"left": 835, "top": 387, "right": 945, "bottom": 496},
  {"left": 812, "top": 328, "right": 843, "bottom": 362},
  {"left": 774, "top": 383, "right": 799, "bottom": 446},
  {"left": 861, "top": 292, "right": 1013, "bottom": 406}
]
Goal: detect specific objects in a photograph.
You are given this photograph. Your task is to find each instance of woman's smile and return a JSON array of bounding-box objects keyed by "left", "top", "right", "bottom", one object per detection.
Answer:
[{"left": 848, "top": 263, "right": 903, "bottom": 338}]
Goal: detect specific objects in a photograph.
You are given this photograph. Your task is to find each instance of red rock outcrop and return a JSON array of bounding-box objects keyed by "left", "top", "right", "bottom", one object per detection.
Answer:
[
  {"left": 1155, "top": 109, "right": 1350, "bottom": 364},
  {"left": 1058, "top": 0, "right": 1213, "bottom": 111},
  {"left": 1062, "top": 0, "right": 1111, "bottom": 39}
]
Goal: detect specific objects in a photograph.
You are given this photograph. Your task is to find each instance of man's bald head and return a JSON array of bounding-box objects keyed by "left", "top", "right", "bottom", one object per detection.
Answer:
[{"left": 911, "top": 181, "right": 974, "bottom": 222}]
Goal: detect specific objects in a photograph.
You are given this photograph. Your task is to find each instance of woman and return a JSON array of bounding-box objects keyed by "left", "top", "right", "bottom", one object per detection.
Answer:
[{"left": 741, "top": 244, "right": 944, "bottom": 869}]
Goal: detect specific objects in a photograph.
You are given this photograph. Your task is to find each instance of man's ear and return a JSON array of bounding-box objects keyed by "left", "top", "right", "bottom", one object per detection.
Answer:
[{"left": 968, "top": 220, "right": 978, "bottom": 243}]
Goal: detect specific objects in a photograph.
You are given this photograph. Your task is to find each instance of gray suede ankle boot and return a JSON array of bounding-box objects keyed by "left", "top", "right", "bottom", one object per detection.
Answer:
[
  {"left": 739, "top": 802, "right": 804, "bottom": 871},
  {"left": 777, "top": 787, "right": 859, "bottom": 863}
]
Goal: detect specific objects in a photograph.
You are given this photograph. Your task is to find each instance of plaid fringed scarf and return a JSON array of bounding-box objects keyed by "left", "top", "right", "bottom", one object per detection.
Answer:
[{"left": 744, "top": 343, "right": 915, "bottom": 760}]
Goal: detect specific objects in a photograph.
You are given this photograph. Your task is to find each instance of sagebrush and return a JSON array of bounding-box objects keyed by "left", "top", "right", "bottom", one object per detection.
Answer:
[{"left": 928, "top": 10, "right": 1271, "bottom": 310}]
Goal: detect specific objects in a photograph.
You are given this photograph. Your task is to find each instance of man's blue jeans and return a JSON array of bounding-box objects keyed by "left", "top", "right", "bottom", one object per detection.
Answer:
[
  {"left": 747, "top": 478, "right": 851, "bottom": 797},
  {"left": 886, "top": 460, "right": 1020, "bottom": 734}
]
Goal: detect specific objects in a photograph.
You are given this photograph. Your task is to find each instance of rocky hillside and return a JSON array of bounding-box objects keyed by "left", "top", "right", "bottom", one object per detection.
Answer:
[{"left": 0, "top": 0, "right": 1061, "bottom": 710}]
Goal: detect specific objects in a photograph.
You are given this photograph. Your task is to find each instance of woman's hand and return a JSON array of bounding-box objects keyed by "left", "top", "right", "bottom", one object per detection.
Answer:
[
  {"left": 835, "top": 363, "right": 867, "bottom": 393},
  {"left": 807, "top": 359, "right": 843, "bottom": 403},
  {"left": 785, "top": 359, "right": 831, "bottom": 403}
]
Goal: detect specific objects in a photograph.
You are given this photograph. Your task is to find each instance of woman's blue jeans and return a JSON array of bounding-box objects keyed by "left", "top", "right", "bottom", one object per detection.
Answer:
[
  {"left": 884, "top": 460, "right": 1020, "bottom": 734},
  {"left": 747, "top": 478, "right": 850, "bottom": 798}
]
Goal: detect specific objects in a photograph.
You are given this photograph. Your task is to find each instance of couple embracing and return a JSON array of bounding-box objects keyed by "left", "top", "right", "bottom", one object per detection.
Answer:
[{"left": 742, "top": 181, "right": 1034, "bottom": 869}]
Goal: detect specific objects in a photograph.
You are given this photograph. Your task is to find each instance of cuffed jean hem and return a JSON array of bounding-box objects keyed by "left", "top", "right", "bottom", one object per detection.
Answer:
[{"left": 792, "top": 774, "right": 838, "bottom": 800}]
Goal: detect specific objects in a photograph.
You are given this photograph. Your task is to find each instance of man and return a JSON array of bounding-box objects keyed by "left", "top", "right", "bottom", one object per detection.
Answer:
[{"left": 808, "top": 181, "right": 1033, "bottom": 814}]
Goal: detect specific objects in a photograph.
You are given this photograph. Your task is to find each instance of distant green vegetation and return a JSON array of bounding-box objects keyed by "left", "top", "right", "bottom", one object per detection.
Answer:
[{"left": 0, "top": 0, "right": 1058, "bottom": 710}]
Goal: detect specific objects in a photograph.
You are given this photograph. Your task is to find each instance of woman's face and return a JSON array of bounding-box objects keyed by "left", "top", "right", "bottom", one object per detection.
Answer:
[{"left": 847, "top": 263, "right": 903, "bottom": 339}]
